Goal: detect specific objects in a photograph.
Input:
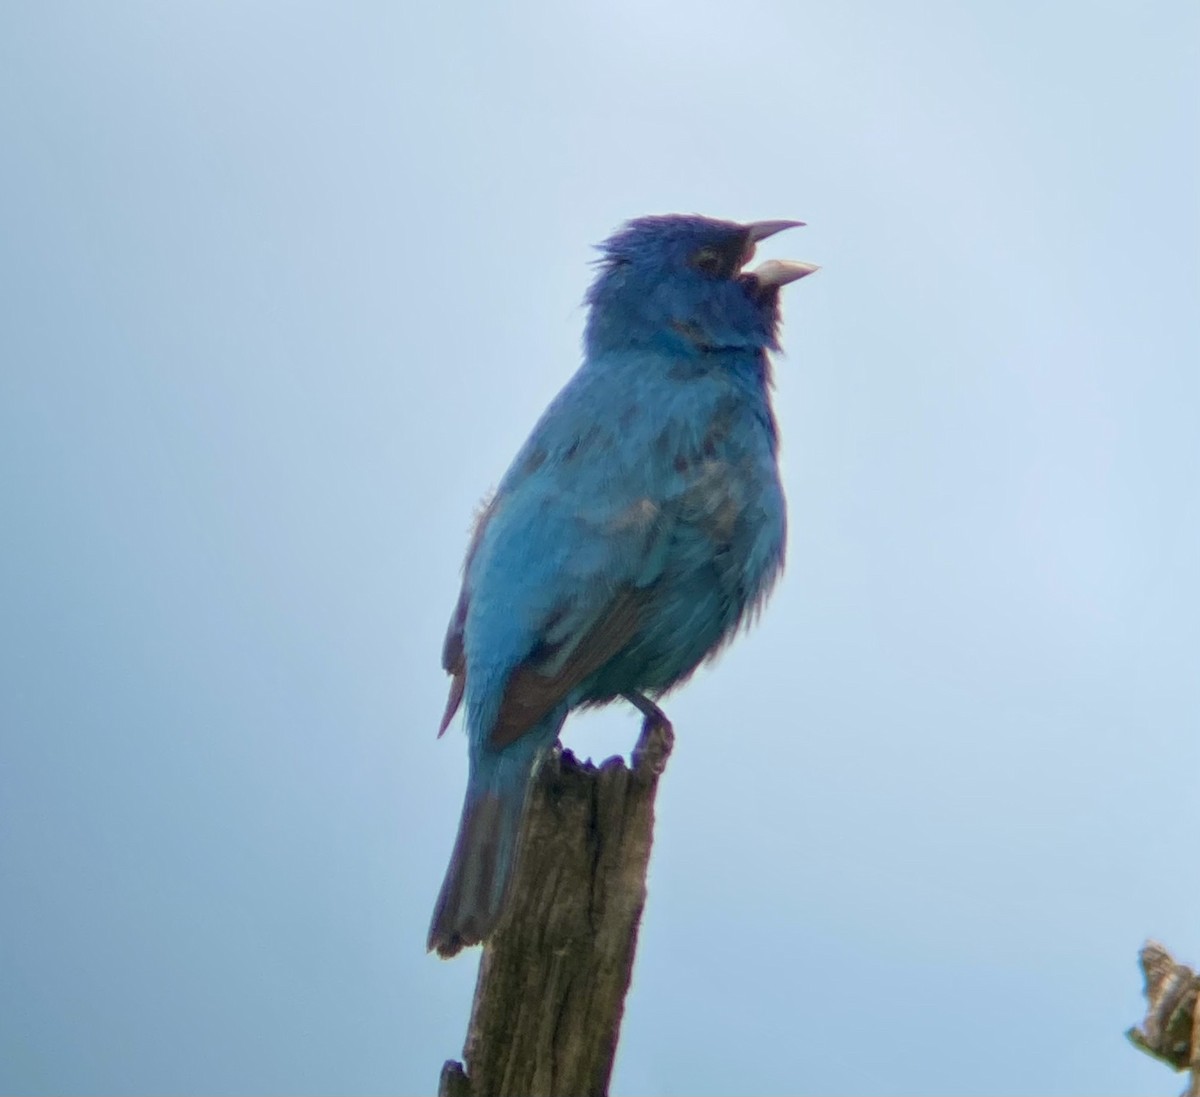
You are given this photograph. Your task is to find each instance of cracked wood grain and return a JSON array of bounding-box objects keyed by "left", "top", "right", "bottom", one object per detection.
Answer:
[{"left": 439, "top": 714, "right": 674, "bottom": 1097}]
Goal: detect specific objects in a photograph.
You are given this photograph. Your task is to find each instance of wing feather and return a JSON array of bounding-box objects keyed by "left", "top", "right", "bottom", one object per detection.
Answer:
[{"left": 487, "top": 586, "right": 645, "bottom": 748}]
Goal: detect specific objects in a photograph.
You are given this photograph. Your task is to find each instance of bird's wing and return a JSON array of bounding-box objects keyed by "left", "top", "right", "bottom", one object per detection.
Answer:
[
  {"left": 487, "top": 581, "right": 647, "bottom": 747},
  {"left": 438, "top": 368, "right": 676, "bottom": 746},
  {"left": 437, "top": 496, "right": 494, "bottom": 737},
  {"left": 438, "top": 573, "right": 647, "bottom": 747},
  {"left": 472, "top": 483, "right": 671, "bottom": 749}
]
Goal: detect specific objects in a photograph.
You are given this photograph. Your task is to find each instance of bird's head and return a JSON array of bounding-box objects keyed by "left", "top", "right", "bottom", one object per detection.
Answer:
[{"left": 584, "top": 214, "right": 817, "bottom": 359}]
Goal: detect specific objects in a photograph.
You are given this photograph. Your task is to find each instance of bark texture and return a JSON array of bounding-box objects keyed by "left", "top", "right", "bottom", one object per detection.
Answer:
[
  {"left": 1128, "top": 940, "right": 1200, "bottom": 1097},
  {"left": 439, "top": 714, "right": 674, "bottom": 1097}
]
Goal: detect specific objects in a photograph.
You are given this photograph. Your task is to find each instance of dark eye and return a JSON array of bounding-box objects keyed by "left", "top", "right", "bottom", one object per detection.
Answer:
[{"left": 691, "top": 247, "right": 724, "bottom": 276}]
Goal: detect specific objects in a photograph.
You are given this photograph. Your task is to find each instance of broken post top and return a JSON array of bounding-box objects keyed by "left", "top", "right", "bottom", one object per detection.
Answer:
[{"left": 439, "top": 714, "right": 674, "bottom": 1097}]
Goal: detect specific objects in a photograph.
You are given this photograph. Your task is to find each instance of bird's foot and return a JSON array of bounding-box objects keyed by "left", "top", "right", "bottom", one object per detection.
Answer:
[{"left": 624, "top": 691, "right": 675, "bottom": 777}]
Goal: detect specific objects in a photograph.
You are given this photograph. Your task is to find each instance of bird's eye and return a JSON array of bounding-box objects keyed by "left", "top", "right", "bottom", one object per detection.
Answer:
[{"left": 691, "top": 247, "right": 724, "bottom": 276}]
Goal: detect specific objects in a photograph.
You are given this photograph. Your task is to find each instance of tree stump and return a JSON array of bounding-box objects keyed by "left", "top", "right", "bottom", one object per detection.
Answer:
[{"left": 439, "top": 714, "right": 674, "bottom": 1097}]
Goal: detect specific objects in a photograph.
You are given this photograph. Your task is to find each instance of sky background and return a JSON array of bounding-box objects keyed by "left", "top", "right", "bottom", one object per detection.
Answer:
[{"left": 1, "top": 2, "right": 1197, "bottom": 1094}]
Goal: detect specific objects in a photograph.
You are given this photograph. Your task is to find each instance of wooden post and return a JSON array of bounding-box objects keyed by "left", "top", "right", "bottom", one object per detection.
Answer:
[
  {"left": 438, "top": 715, "right": 674, "bottom": 1097},
  {"left": 1128, "top": 941, "right": 1200, "bottom": 1097}
]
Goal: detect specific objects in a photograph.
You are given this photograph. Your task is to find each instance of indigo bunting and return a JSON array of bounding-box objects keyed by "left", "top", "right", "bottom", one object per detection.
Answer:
[{"left": 429, "top": 214, "right": 817, "bottom": 958}]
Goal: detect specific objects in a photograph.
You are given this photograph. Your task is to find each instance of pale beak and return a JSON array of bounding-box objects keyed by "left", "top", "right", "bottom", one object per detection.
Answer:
[
  {"left": 744, "top": 219, "right": 806, "bottom": 243},
  {"left": 750, "top": 258, "right": 820, "bottom": 287}
]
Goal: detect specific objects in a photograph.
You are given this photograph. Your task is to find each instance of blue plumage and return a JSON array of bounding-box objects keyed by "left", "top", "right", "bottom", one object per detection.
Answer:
[{"left": 428, "top": 214, "right": 818, "bottom": 957}]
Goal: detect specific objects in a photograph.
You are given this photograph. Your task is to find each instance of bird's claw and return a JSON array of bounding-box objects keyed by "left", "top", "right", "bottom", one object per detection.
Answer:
[{"left": 625, "top": 692, "right": 674, "bottom": 777}]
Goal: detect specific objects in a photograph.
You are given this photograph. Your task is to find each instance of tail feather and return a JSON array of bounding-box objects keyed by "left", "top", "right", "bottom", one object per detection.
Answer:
[{"left": 427, "top": 781, "right": 529, "bottom": 958}]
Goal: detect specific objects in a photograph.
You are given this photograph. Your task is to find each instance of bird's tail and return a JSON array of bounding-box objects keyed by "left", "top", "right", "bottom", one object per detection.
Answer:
[{"left": 427, "top": 754, "right": 536, "bottom": 959}]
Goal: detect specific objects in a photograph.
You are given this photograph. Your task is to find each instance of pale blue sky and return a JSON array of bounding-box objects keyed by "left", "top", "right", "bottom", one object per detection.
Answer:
[{"left": 1, "top": 3, "right": 1197, "bottom": 1094}]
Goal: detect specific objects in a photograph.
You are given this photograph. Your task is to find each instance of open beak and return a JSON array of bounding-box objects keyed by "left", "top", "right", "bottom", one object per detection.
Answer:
[{"left": 742, "top": 219, "right": 819, "bottom": 287}]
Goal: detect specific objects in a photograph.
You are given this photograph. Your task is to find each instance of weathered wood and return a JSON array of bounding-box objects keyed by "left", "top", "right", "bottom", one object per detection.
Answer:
[
  {"left": 1128, "top": 941, "right": 1200, "bottom": 1097},
  {"left": 439, "top": 714, "right": 674, "bottom": 1097}
]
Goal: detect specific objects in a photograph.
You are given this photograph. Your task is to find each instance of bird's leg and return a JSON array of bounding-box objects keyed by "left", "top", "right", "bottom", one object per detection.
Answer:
[
  {"left": 623, "top": 689, "right": 672, "bottom": 728},
  {"left": 624, "top": 691, "right": 675, "bottom": 777}
]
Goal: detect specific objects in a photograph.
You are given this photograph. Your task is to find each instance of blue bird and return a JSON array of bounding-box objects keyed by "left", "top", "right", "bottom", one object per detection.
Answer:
[{"left": 428, "top": 214, "right": 817, "bottom": 958}]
